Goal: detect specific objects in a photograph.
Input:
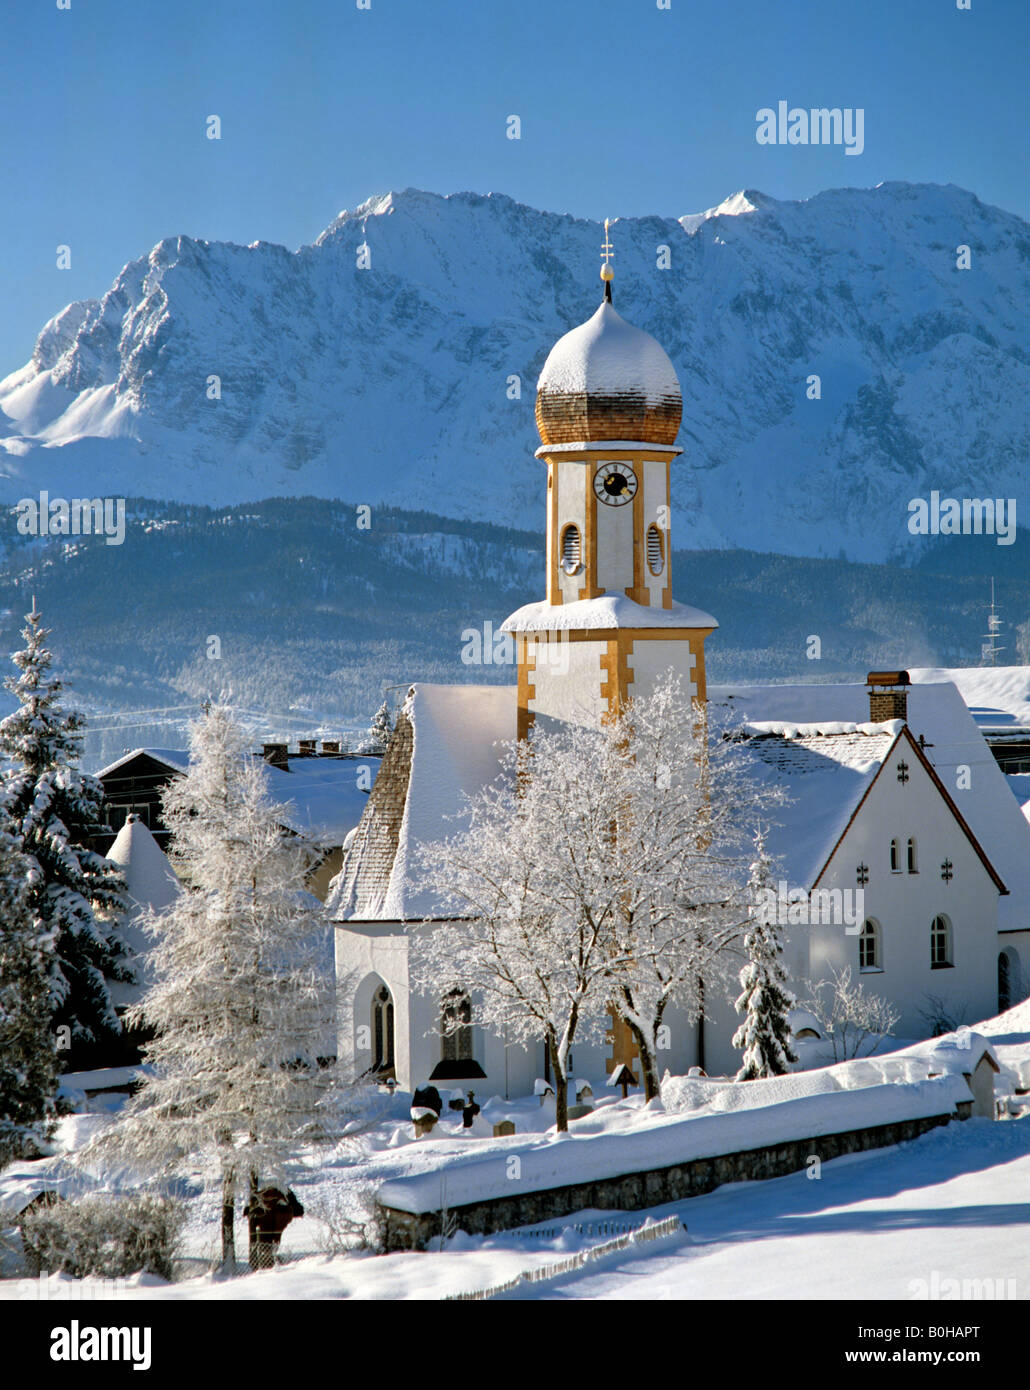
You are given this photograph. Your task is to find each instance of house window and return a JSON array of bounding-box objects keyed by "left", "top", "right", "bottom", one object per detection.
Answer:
[
  {"left": 371, "top": 984, "right": 395, "bottom": 1073},
  {"left": 859, "top": 919, "right": 881, "bottom": 971},
  {"left": 441, "top": 989, "right": 473, "bottom": 1062},
  {"left": 560, "top": 524, "right": 582, "bottom": 575},
  {"left": 907, "top": 838, "right": 918, "bottom": 873},
  {"left": 646, "top": 524, "right": 665, "bottom": 576},
  {"left": 930, "top": 915, "right": 953, "bottom": 969},
  {"left": 890, "top": 839, "right": 900, "bottom": 873}
]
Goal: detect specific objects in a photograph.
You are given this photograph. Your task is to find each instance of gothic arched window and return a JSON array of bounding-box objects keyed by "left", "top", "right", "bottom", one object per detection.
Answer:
[
  {"left": 371, "top": 984, "right": 394, "bottom": 1072},
  {"left": 441, "top": 988, "right": 473, "bottom": 1062}
]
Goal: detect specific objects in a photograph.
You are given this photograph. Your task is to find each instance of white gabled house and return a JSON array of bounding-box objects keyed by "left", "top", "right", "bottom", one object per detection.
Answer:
[{"left": 699, "top": 692, "right": 1014, "bottom": 1077}]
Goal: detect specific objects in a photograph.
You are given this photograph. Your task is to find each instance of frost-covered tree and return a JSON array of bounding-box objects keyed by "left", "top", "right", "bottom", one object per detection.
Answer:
[
  {"left": 413, "top": 676, "right": 783, "bottom": 1121},
  {"left": 412, "top": 724, "right": 630, "bottom": 1131},
  {"left": 732, "top": 832, "right": 798, "bottom": 1080},
  {"left": 0, "top": 819, "right": 61, "bottom": 1164},
  {"left": 0, "top": 605, "right": 128, "bottom": 1052},
  {"left": 100, "top": 706, "right": 342, "bottom": 1267},
  {"left": 364, "top": 701, "right": 393, "bottom": 756},
  {"left": 599, "top": 679, "right": 785, "bottom": 1099},
  {"left": 803, "top": 966, "right": 900, "bottom": 1061}
]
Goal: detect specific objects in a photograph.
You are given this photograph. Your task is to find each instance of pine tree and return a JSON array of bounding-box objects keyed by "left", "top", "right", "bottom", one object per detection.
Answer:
[
  {"left": 365, "top": 701, "right": 393, "bottom": 756},
  {"left": 0, "top": 818, "right": 61, "bottom": 1164},
  {"left": 732, "top": 832, "right": 798, "bottom": 1081},
  {"left": 106, "top": 705, "right": 342, "bottom": 1268},
  {"left": 0, "top": 605, "right": 128, "bottom": 1054}
]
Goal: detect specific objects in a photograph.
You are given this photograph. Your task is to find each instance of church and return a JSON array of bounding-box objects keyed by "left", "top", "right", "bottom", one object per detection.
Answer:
[{"left": 329, "top": 240, "right": 1030, "bottom": 1095}]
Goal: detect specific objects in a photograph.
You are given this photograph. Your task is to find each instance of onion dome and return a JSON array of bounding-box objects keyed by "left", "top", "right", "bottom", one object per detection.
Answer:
[{"left": 535, "top": 299, "right": 683, "bottom": 447}]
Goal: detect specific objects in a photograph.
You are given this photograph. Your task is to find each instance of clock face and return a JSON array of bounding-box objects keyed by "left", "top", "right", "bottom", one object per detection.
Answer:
[{"left": 594, "top": 462, "right": 638, "bottom": 507}]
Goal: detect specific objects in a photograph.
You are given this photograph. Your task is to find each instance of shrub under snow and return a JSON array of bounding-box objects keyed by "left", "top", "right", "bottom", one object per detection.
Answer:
[{"left": 19, "top": 1194, "right": 185, "bottom": 1280}]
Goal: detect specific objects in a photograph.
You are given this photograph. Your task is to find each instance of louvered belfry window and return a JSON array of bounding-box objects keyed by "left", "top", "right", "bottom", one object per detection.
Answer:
[
  {"left": 560, "top": 523, "right": 581, "bottom": 573},
  {"left": 646, "top": 524, "right": 664, "bottom": 575}
]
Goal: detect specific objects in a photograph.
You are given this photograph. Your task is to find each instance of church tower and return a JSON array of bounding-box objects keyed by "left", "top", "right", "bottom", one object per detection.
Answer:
[{"left": 502, "top": 223, "right": 717, "bottom": 738}]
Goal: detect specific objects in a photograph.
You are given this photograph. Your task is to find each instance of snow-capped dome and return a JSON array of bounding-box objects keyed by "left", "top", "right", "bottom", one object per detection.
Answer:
[
  {"left": 106, "top": 814, "right": 179, "bottom": 916},
  {"left": 535, "top": 300, "right": 682, "bottom": 447},
  {"left": 105, "top": 814, "right": 179, "bottom": 1009}
]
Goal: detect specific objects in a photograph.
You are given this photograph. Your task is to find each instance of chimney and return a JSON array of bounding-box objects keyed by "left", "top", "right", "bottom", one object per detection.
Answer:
[
  {"left": 321, "top": 740, "right": 341, "bottom": 755},
  {"left": 866, "top": 671, "right": 910, "bottom": 724},
  {"left": 298, "top": 739, "right": 316, "bottom": 756},
  {"left": 262, "top": 742, "right": 289, "bottom": 770}
]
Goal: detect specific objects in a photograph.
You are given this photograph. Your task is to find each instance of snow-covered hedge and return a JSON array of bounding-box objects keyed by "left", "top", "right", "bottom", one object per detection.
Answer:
[{"left": 19, "top": 1194, "right": 184, "bottom": 1280}]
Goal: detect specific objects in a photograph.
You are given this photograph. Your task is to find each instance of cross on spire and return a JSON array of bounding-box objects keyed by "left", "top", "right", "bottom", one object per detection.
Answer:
[{"left": 600, "top": 218, "right": 615, "bottom": 301}]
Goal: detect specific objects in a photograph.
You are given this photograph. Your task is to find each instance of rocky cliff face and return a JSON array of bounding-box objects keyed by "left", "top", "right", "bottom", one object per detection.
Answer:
[{"left": 2, "top": 182, "right": 1027, "bottom": 561}]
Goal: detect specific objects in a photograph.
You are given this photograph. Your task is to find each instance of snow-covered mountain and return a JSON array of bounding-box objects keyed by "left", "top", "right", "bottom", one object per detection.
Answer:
[{"left": 2, "top": 182, "right": 1028, "bottom": 562}]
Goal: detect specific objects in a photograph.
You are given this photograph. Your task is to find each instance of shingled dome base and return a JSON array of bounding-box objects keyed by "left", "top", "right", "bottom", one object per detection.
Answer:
[{"left": 535, "top": 300, "right": 682, "bottom": 447}]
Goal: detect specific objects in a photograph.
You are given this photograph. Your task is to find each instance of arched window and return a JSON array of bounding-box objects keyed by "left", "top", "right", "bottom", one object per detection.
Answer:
[
  {"left": 907, "top": 838, "right": 918, "bottom": 873},
  {"left": 646, "top": 524, "right": 665, "bottom": 576},
  {"left": 999, "top": 951, "right": 1012, "bottom": 1012},
  {"left": 890, "top": 839, "right": 900, "bottom": 873},
  {"left": 859, "top": 919, "right": 881, "bottom": 971},
  {"left": 371, "top": 984, "right": 394, "bottom": 1073},
  {"left": 931, "top": 914, "right": 953, "bottom": 969},
  {"left": 441, "top": 988, "right": 473, "bottom": 1062},
  {"left": 560, "top": 524, "right": 582, "bottom": 575}
]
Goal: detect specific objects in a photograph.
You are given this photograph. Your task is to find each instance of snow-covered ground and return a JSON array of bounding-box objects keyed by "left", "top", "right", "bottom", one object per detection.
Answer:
[{"left": 2, "top": 1000, "right": 1028, "bottom": 1300}]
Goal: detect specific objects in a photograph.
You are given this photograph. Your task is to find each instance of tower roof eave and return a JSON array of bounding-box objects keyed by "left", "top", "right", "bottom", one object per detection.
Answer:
[
  {"left": 535, "top": 441, "right": 682, "bottom": 458},
  {"left": 500, "top": 595, "right": 719, "bottom": 634}
]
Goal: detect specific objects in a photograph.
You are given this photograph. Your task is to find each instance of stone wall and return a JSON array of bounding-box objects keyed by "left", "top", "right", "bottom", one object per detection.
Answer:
[{"left": 379, "top": 1106, "right": 967, "bottom": 1251}]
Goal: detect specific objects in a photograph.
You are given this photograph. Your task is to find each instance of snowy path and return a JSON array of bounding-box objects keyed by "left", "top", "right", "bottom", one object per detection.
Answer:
[{"left": 504, "top": 1116, "right": 1030, "bottom": 1300}]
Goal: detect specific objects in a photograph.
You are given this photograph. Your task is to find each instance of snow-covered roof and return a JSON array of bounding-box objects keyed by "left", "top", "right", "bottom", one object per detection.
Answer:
[
  {"left": 98, "top": 747, "right": 190, "bottom": 778},
  {"left": 329, "top": 683, "right": 517, "bottom": 922},
  {"left": 262, "top": 757, "right": 381, "bottom": 848},
  {"left": 97, "top": 747, "right": 381, "bottom": 849},
  {"left": 711, "top": 680, "right": 1030, "bottom": 930},
  {"left": 501, "top": 595, "right": 718, "bottom": 633},
  {"left": 910, "top": 665, "right": 1030, "bottom": 730},
  {"left": 731, "top": 724, "right": 898, "bottom": 888},
  {"left": 536, "top": 301, "right": 681, "bottom": 407}
]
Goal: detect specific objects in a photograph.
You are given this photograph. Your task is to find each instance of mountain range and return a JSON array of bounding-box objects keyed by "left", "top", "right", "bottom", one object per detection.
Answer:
[{"left": 2, "top": 182, "right": 1028, "bottom": 563}]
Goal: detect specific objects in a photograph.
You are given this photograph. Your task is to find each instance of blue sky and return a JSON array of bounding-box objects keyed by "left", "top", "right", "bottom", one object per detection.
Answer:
[{"left": 1, "top": 0, "right": 1027, "bottom": 370}]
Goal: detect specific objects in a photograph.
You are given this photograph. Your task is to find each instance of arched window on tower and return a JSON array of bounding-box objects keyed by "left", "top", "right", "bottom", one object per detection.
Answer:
[
  {"left": 890, "top": 839, "right": 900, "bottom": 873},
  {"left": 907, "top": 838, "right": 918, "bottom": 873},
  {"left": 646, "top": 524, "right": 665, "bottom": 576},
  {"left": 560, "top": 523, "right": 582, "bottom": 575}
]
